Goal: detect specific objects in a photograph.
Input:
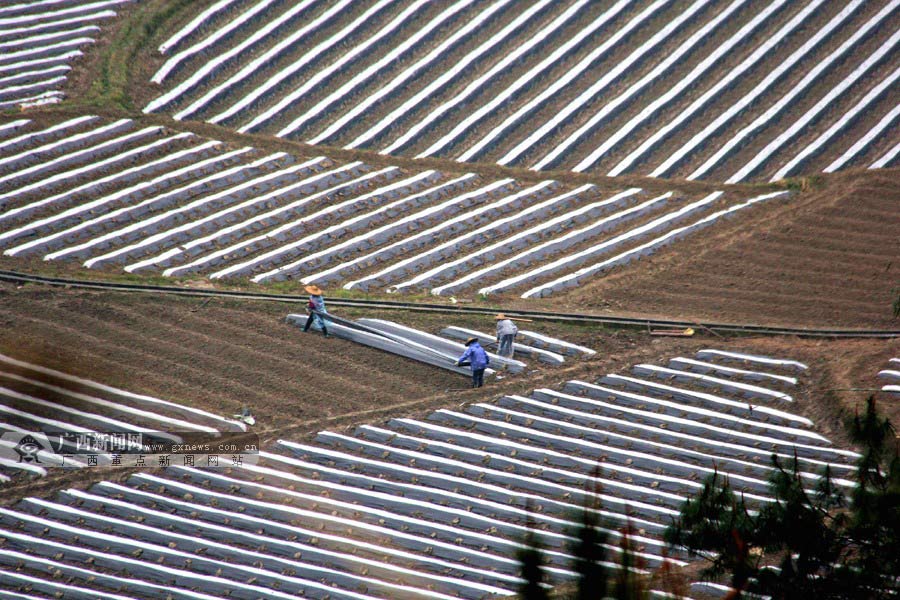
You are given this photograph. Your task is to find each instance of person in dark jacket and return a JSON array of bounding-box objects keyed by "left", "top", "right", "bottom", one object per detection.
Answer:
[
  {"left": 302, "top": 284, "right": 329, "bottom": 337},
  {"left": 457, "top": 337, "right": 490, "bottom": 388}
]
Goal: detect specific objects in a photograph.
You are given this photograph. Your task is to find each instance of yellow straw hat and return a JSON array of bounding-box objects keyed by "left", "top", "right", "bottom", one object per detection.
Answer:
[
  {"left": 304, "top": 285, "right": 323, "bottom": 295},
  {"left": 494, "top": 313, "right": 506, "bottom": 320},
  {"left": 464, "top": 337, "right": 478, "bottom": 346}
]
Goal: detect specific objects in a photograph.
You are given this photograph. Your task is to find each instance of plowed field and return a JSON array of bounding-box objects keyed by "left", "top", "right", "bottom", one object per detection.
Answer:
[
  {"left": 556, "top": 170, "right": 900, "bottom": 329},
  {"left": 1, "top": 0, "right": 898, "bottom": 597},
  {"left": 136, "top": 0, "right": 900, "bottom": 181},
  {"left": 1, "top": 280, "right": 897, "bottom": 503}
]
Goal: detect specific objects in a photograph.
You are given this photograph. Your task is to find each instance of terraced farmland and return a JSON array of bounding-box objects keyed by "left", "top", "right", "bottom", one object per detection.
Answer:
[
  {"left": 0, "top": 345, "right": 862, "bottom": 599},
  {"left": 880, "top": 357, "right": 900, "bottom": 395},
  {"left": 0, "top": 351, "right": 247, "bottom": 485},
  {"left": 145, "top": 0, "right": 899, "bottom": 181},
  {"left": 0, "top": 115, "right": 792, "bottom": 298},
  {"left": 565, "top": 169, "right": 900, "bottom": 329},
  {"left": 0, "top": 0, "right": 129, "bottom": 110},
  {"left": 0, "top": 0, "right": 897, "bottom": 597}
]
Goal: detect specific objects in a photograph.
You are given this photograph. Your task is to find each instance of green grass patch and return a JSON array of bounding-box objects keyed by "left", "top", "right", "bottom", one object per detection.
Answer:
[
  {"left": 86, "top": 0, "right": 196, "bottom": 111},
  {"left": 783, "top": 174, "right": 825, "bottom": 192}
]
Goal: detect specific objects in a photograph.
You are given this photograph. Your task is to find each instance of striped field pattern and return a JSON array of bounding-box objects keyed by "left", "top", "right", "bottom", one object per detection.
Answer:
[
  {"left": 0, "top": 348, "right": 857, "bottom": 599},
  {"left": 0, "top": 116, "right": 790, "bottom": 297},
  {"left": 145, "top": 0, "right": 899, "bottom": 181}
]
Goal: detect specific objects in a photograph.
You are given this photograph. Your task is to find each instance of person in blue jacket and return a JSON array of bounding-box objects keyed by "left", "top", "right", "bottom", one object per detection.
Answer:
[
  {"left": 302, "top": 284, "right": 329, "bottom": 337},
  {"left": 457, "top": 337, "right": 490, "bottom": 388}
]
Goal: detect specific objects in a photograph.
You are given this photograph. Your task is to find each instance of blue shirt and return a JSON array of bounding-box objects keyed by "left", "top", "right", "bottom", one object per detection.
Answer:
[{"left": 458, "top": 342, "right": 490, "bottom": 370}]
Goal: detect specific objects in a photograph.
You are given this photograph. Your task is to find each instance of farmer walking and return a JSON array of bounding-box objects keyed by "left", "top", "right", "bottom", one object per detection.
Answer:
[
  {"left": 457, "top": 337, "right": 490, "bottom": 388},
  {"left": 302, "top": 284, "right": 329, "bottom": 337},
  {"left": 495, "top": 313, "right": 518, "bottom": 358}
]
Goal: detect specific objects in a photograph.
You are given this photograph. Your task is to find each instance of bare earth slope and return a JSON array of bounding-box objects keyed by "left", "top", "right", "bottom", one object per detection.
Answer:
[
  {"left": 559, "top": 169, "right": 900, "bottom": 329},
  {"left": 0, "top": 285, "right": 466, "bottom": 432}
]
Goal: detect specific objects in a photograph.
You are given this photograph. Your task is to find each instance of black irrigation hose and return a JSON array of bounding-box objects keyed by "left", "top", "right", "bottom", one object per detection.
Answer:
[{"left": 1, "top": 269, "right": 897, "bottom": 339}]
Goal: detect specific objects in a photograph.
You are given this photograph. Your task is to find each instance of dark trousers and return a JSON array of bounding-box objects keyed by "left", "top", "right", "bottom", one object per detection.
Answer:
[
  {"left": 303, "top": 313, "right": 328, "bottom": 336},
  {"left": 472, "top": 368, "right": 485, "bottom": 388}
]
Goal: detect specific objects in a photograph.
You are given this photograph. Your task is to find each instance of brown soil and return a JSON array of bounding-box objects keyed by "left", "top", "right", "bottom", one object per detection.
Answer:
[
  {"left": 1, "top": 3, "right": 898, "bottom": 596},
  {"left": 669, "top": 0, "right": 898, "bottom": 179},
  {"left": 548, "top": 169, "right": 900, "bottom": 329},
  {"left": 440, "top": 189, "right": 745, "bottom": 297},
  {"left": 2, "top": 280, "right": 897, "bottom": 502}
]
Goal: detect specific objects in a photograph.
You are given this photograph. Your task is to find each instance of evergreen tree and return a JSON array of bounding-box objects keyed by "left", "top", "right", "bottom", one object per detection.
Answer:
[
  {"left": 517, "top": 512, "right": 550, "bottom": 600},
  {"left": 752, "top": 455, "right": 848, "bottom": 597},
  {"left": 571, "top": 498, "right": 610, "bottom": 599},
  {"left": 663, "top": 470, "right": 755, "bottom": 593},
  {"left": 611, "top": 524, "right": 649, "bottom": 600},
  {"left": 517, "top": 475, "right": 659, "bottom": 599},
  {"left": 665, "top": 396, "right": 900, "bottom": 598},
  {"left": 844, "top": 396, "right": 900, "bottom": 596},
  {"left": 570, "top": 476, "right": 610, "bottom": 599}
]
